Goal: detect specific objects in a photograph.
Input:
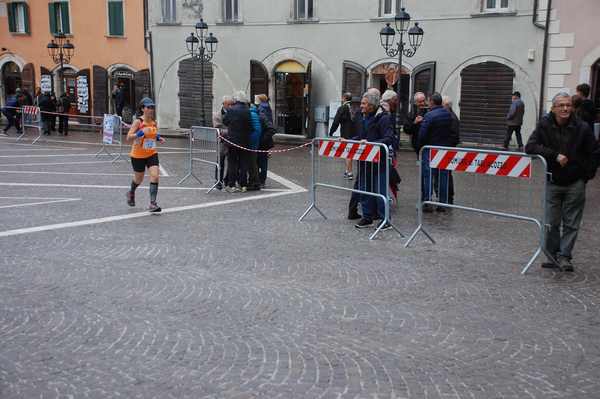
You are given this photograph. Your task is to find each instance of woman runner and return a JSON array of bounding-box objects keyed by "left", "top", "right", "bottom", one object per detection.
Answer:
[{"left": 126, "top": 97, "right": 165, "bottom": 212}]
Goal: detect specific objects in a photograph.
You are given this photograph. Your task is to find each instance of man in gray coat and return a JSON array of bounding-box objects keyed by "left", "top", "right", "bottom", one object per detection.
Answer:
[{"left": 503, "top": 91, "right": 525, "bottom": 151}]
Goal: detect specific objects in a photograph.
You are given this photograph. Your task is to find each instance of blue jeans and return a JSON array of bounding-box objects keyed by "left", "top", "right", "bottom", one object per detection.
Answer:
[
  {"left": 421, "top": 149, "right": 450, "bottom": 203},
  {"left": 357, "top": 161, "right": 387, "bottom": 221}
]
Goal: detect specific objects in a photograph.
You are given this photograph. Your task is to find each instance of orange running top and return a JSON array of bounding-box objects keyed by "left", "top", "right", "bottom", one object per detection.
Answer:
[{"left": 129, "top": 119, "right": 158, "bottom": 159}]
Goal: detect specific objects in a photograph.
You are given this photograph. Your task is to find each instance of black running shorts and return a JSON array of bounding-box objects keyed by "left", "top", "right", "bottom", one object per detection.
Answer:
[{"left": 131, "top": 153, "right": 159, "bottom": 173}]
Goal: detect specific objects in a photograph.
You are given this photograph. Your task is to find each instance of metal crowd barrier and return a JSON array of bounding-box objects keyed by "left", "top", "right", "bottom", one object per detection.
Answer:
[
  {"left": 96, "top": 114, "right": 125, "bottom": 162},
  {"left": 19, "top": 106, "right": 42, "bottom": 143},
  {"left": 299, "top": 137, "right": 403, "bottom": 240},
  {"left": 405, "top": 145, "right": 555, "bottom": 274},
  {"left": 178, "top": 126, "right": 222, "bottom": 193}
]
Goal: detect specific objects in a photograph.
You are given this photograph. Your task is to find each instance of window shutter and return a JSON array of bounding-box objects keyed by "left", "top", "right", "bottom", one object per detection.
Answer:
[
  {"left": 8, "top": 3, "right": 17, "bottom": 32},
  {"left": 109, "top": 1, "right": 124, "bottom": 36},
  {"left": 48, "top": 3, "right": 57, "bottom": 34},
  {"left": 61, "top": 2, "right": 70, "bottom": 34},
  {"left": 23, "top": 3, "right": 30, "bottom": 34}
]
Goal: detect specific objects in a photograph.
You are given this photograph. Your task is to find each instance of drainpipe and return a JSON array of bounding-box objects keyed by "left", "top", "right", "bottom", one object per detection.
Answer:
[{"left": 538, "top": 0, "right": 552, "bottom": 120}]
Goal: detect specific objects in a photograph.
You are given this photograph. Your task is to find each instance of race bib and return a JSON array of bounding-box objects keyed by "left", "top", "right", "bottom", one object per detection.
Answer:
[{"left": 143, "top": 139, "right": 156, "bottom": 149}]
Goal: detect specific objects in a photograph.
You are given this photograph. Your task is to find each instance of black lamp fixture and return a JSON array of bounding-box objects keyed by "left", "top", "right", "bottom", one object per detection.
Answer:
[
  {"left": 184, "top": 19, "right": 219, "bottom": 126},
  {"left": 47, "top": 31, "right": 75, "bottom": 95},
  {"left": 378, "top": 3, "right": 424, "bottom": 123}
]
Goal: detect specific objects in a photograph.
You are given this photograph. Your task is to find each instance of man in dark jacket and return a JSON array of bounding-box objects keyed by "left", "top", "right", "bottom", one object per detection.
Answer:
[
  {"left": 37, "top": 91, "right": 53, "bottom": 136},
  {"left": 353, "top": 91, "right": 395, "bottom": 231},
  {"left": 223, "top": 91, "right": 252, "bottom": 192},
  {"left": 404, "top": 92, "right": 428, "bottom": 155},
  {"left": 329, "top": 92, "right": 355, "bottom": 179},
  {"left": 1, "top": 93, "right": 21, "bottom": 136},
  {"left": 504, "top": 91, "right": 525, "bottom": 151},
  {"left": 575, "top": 83, "right": 596, "bottom": 132},
  {"left": 58, "top": 92, "right": 71, "bottom": 136},
  {"left": 418, "top": 93, "right": 454, "bottom": 210},
  {"left": 443, "top": 95, "right": 460, "bottom": 205},
  {"left": 525, "top": 92, "right": 600, "bottom": 272}
]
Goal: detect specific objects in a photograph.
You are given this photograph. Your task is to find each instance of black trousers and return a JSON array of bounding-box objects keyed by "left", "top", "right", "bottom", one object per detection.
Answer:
[
  {"left": 226, "top": 147, "right": 248, "bottom": 187},
  {"left": 504, "top": 125, "right": 523, "bottom": 148},
  {"left": 58, "top": 115, "right": 69, "bottom": 135}
]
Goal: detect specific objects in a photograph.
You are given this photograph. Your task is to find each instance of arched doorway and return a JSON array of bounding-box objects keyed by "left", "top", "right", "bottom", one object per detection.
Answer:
[
  {"left": 370, "top": 62, "right": 410, "bottom": 115},
  {"left": 2, "top": 62, "right": 21, "bottom": 100},
  {"left": 110, "top": 67, "right": 136, "bottom": 122},
  {"left": 459, "top": 61, "right": 515, "bottom": 144},
  {"left": 274, "top": 59, "right": 311, "bottom": 135},
  {"left": 591, "top": 59, "right": 600, "bottom": 120}
]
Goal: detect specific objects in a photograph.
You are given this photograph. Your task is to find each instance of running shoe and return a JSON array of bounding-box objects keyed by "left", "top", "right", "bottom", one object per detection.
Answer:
[
  {"left": 126, "top": 191, "right": 135, "bottom": 207},
  {"left": 355, "top": 218, "right": 373, "bottom": 229},
  {"left": 376, "top": 222, "right": 393, "bottom": 231},
  {"left": 225, "top": 186, "right": 239, "bottom": 193},
  {"left": 0, "top": 131, "right": 8, "bottom": 137},
  {"left": 148, "top": 202, "right": 162, "bottom": 213}
]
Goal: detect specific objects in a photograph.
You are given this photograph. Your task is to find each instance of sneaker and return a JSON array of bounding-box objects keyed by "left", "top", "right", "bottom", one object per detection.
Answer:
[
  {"left": 0, "top": 131, "right": 8, "bottom": 137},
  {"left": 240, "top": 186, "right": 247, "bottom": 193},
  {"left": 126, "top": 191, "right": 135, "bottom": 207},
  {"left": 348, "top": 209, "right": 361, "bottom": 220},
  {"left": 148, "top": 202, "right": 162, "bottom": 213},
  {"left": 225, "top": 186, "right": 239, "bottom": 193},
  {"left": 377, "top": 222, "right": 393, "bottom": 231},
  {"left": 355, "top": 218, "right": 373, "bottom": 229},
  {"left": 558, "top": 256, "right": 574, "bottom": 272},
  {"left": 346, "top": 172, "right": 354, "bottom": 180},
  {"left": 215, "top": 182, "right": 223, "bottom": 191}
]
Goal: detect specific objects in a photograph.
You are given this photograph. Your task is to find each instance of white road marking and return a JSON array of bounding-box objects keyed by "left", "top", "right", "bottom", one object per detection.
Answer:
[
  {"left": 0, "top": 182, "right": 289, "bottom": 192},
  {"left": 0, "top": 198, "right": 81, "bottom": 210},
  {"left": 159, "top": 164, "right": 169, "bottom": 177},
  {"left": 266, "top": 171, "right": 306, "bottom": 192},
  {"left": 0, "top": 136, "right": 189, "bottom": 151},
  {"left": 0, "top": 170, "right": 135, "bottom": 177},
  {"left": 0, "top": 160, "right": 117, "bottom": 167},
  {"left": 0, "top": 190, "right": 303, "bottom": 238}
]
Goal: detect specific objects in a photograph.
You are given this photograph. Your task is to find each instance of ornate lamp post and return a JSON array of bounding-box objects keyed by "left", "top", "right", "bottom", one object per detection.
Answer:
[
  {"left": 185, "top": 19, "right": 218, "bottom": 126},
  {"left": 379, "top": 5, "right": 424, "bottom": 125},
  {"left": 47, "top": 31, "right": 75, "bottom": 95}
]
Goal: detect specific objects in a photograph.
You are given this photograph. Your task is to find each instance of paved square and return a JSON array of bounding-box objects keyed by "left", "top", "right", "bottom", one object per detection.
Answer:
[{"left": 1, "top": 134, "right": 599, "bottom": 398}]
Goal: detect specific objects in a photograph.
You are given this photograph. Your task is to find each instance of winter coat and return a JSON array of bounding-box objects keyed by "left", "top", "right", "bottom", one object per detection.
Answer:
[
  {"left": 223, "top": 102, "right": 251, "bottom": 146},
  {"left": 525, "top": 112, "right": 600, "bottom": 185},
  {"left": 417, "top": 105, "right": 454, "bottom": 151}
]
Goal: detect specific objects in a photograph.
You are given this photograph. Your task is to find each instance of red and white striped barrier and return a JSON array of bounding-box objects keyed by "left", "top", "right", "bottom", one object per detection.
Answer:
[
  {"left": 429, "top": 148, "right": 531, "bottom": 179},
  {"left": 318, "top": 140, "right": 381, "bottom": 163},
  {"left": 22, "top": 106, "right": 40, "bottom": 117}
]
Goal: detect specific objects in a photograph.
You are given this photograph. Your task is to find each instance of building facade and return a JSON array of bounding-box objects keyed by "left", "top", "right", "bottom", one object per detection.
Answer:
[
  {"left": 542, "top": 0, "right": 600, "bottom": 117},
  {"left": 0, "top": 0, "right": 151, "bottom": 122},
  {"left": 150, "top": 0, "right": 547, "bottom": 143}
]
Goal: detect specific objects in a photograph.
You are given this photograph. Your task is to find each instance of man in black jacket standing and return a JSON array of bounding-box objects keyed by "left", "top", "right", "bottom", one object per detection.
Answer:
[
  {"left": 329, "top": 92, "right": 355, "bottom": 179},
  {"left": 223, "top": 91, "right": 252, "bottom": 192},
  {"left": 526, "top": 92, "right": 600, "bottom": 271},
  {"left": 404, "top": 92, "right": 428, "bottom": 156}
]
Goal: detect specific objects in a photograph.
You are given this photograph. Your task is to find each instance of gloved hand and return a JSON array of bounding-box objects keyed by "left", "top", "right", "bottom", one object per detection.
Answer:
[{"left": 136, "top": 130, "right": 145, "bottom": 138}]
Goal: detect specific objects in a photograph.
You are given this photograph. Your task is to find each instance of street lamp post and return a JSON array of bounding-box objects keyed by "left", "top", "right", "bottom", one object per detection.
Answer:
[
  {"left": 185, "top": 19, "right": 218, "bottom": 126},
  {"left": 47, "top": 31, "right": 75, "bottom": 95},
  {"left": 379, "top": 6, "right": 424, "bottom": 130}
]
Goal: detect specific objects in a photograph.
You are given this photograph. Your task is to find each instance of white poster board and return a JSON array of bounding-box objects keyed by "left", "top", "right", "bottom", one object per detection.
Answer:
[
  {"left": 103, "top": 114, "right": 121, "bottom": 144},
  {"left": 328, "top": 101, "right": 341, "bottom": 137},
  {"left": 77, "top": 76, "right": 89, "bottom": 113},
  {"left": 40, "top": 75, "right": 52, "bottom": 94}
]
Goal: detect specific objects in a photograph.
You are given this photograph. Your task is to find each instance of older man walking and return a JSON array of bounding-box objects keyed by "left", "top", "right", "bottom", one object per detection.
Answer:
[
  {"left": 353, "top": 91, "right": 395, "bottom": 230},
  {"left": 526, "top": 92, "right": 599, "bottom": 271}
]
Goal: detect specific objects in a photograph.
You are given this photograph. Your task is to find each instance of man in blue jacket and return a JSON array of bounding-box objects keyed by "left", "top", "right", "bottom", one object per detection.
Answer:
[
  {"left": 1, "top": 93, "right": 22, "bottom": 136},
  {"left": 353, "top": 92, "right": 395, "bottom": 231},
  {"left": 418, "top": 92, "right": 454, "bottom": 211}
]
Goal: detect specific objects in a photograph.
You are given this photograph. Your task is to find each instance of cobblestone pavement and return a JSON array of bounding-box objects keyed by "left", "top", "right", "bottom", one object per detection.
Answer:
[{"left": 1, "top": 134, "right": 600, "bottom": 398}]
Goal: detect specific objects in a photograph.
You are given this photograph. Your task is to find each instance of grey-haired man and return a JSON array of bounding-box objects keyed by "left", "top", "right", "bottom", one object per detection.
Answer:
[{"left": 526, "top": 92, "right": 600, "bottom": 271}]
